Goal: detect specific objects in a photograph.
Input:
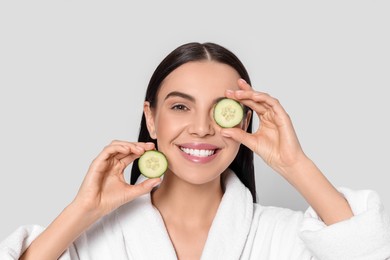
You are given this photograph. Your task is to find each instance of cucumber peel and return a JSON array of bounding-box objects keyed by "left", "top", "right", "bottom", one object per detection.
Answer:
[
  {"left": 138, "top": 150, "right": 168, "bottom": 178},
  {"left": 214, "top": 98, "right": 244, "bottom": 128}
]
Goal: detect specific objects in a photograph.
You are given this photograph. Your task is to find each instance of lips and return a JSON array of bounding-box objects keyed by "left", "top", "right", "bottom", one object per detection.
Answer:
[
  {"left": 177, "top": 143, "right": 220, "bottom": 163},
  {"left": 180, "top": 147, "right": 215, "bottom": 157}
]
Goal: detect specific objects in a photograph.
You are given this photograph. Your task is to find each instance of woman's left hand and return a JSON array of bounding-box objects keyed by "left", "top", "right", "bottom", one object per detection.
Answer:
[
  {"left": 221, "top": 80, "right": 355, "bottom": 224},
  {"left": 221, "top": 79, "right": 308, "bottom": 176}
]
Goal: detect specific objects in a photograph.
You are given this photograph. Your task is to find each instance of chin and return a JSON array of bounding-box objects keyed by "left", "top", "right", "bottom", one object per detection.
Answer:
[{"left": 166, "top": 167, "right": 224, "bottom": 186}]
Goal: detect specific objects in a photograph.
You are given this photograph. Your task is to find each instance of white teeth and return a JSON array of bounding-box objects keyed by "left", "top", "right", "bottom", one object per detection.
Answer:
[{"left": 180, "top": 147, "right": 216, "bottom": 157}]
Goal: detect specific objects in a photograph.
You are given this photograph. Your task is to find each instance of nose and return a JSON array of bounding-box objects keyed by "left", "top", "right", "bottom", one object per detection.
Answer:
[{"left": 187, "top": 111, "right": 215, "bottom": 137}]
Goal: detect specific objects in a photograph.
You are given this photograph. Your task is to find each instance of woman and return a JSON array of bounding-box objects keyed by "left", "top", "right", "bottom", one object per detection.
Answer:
[{"left": 1, "top": 42, "right": 390, "bottom": 259}]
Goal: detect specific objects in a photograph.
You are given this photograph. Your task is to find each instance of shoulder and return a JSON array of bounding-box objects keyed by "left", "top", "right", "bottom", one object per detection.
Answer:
[
  {"left": 242, "top": 203, "right": 311, "bottom": 259},
  {"left": 252, "top": 203, "right": 304, "bottom": 232}
]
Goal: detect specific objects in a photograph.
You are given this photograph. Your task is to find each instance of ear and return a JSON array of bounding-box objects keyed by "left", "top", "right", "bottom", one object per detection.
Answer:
[{"left": 143, "top": 101, "right": 157, "bottom": 139}]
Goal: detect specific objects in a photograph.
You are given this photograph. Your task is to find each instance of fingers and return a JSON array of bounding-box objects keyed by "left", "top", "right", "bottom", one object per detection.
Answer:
[
  {"left": 227, "top": 79, "right": 289, "bottom": 120},
  {"left": 110, "top": 140, "right": 155, "bottom": 150},
  {"left": 88, "top": 141, "right": 156, "bottom": 176},
  {"left": 96, "top": 141, "right": 155, "bottom": 162},
  {"left": 220, "top": 127, "right": 257, "bottom": 152},
  {"left": 238, "top": 78, "right": 252, "bottom": 90},
  {"left": 124, "top": 178, "right": 162, "bottom": 202},
  {"left": 111, "top": 141, "right": 156, "bottom": 166}
]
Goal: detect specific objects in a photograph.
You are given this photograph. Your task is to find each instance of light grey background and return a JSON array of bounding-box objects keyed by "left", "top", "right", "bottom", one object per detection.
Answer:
[{"left": 1, "top": 1, "right": 389, "bottom": 240}]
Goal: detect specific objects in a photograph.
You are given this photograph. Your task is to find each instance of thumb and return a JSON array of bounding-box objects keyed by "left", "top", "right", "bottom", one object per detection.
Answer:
[
  {"left": 125, "top": 178, "right": 162, "bottom": 201},
  {"left": 221, "top": 128, "right": 256, "bottom": 151}
]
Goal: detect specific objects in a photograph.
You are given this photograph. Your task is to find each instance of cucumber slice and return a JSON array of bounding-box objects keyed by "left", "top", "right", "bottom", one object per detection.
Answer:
[
  {"left": 138, "top": 150, "right": 168, "bottom": 178},
  {"left": 214, "top": 98, "right": 244, "bottom": 128}
]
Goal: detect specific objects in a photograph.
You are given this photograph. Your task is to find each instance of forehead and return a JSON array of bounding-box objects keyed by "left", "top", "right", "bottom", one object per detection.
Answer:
[{"left": 158, "top": 61, "right": 241, "bottom": 99}]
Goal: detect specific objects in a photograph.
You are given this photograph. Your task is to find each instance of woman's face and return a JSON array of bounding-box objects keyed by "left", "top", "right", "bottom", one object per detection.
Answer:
[{"left": 144, "top": 61, "right": 249, "bottom": 185}]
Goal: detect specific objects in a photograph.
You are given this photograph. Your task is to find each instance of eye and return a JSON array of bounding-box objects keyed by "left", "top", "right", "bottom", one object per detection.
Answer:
[{"left": 171, "top": 104, "right": 189, "bottom": 111}]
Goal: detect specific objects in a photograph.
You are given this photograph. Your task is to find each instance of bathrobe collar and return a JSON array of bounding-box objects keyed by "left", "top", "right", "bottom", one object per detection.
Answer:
[{"left": 116, "top": 169, "right": 254, "bottom": 259}]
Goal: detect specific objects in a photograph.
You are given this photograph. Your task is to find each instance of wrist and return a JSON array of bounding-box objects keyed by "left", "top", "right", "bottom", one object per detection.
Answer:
[
  {"left": 20, "top": 200, "right": 102, "bottom": 260},
  {"left": 277, "top": 153, "right": 313, "bottom": 180},
  {"left": 68, "top": 198, "right": 104, "bottom": 224},
  {"left": 275, "top": 156, "right": 354, "bottom": 224}
]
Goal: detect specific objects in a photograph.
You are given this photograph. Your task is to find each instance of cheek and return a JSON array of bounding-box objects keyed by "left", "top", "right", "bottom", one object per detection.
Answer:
[
  {"left": 222, "top": 135, "right": 242, "bottom": 156},
  {"left": 230, "top": 140, "right": 242, "bottom": 155},
  {"left": 154, "top": 112, "right": 188, "bottom": 139}
]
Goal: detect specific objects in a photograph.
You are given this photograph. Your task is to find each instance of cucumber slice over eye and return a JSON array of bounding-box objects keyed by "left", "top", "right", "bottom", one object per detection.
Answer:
[
  {"left": 214, "top": 98, "right": 244, "bottom": 128},
  {"left": 138, "top": 150, "right": 168, "bottom": 178}
]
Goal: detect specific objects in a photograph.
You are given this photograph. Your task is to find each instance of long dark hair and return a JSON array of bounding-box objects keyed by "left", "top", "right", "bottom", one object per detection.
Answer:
[{"left": 130, "top": 42, "right": 256, "bottom": 202}]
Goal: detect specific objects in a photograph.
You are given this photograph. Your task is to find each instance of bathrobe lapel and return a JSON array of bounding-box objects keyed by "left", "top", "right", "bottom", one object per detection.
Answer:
[
  {"left": 116, "top": 170, "right": 253, "bottom": 260},
  {"left": 201, "top": 170, "right": 254, "bottom": 259},
  {"left": 116, "top": 191, "right": 177, "bottom": 259}
]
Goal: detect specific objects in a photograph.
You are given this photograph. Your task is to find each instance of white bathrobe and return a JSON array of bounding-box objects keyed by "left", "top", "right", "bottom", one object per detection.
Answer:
[{"left": 1, "top": 170, "right": 390, "bottom": 260}]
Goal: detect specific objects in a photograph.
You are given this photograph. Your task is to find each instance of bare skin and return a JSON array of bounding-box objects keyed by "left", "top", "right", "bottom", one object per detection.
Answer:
[
  {"left": 144, "top": 62, "right": 352, "bottom": 258},
  {"left": 20, "top": 62, "right": 353, "bottom": 260},
  {"left": 221, "top": 79, "right": 353, "bottom": 225},
  {"left": 20, "top": 141, "right": 162, "bottom": 260},
  {"left": 151, "top": 171, "right": 223, "bottom": 260}
]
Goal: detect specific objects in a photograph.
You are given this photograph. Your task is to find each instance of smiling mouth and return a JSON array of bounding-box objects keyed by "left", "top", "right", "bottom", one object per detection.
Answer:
[{"left": 179, "top": 147, "right": 217, "bottom": 157}]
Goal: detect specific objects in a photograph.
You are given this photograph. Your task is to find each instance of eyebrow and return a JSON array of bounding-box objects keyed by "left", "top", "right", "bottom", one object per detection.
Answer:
[
  {"left": 164, "top": 91, "right": 225, "bottom": 104},
  {"left": 164, "top": 91, "right": 195, "bottom": 102}
]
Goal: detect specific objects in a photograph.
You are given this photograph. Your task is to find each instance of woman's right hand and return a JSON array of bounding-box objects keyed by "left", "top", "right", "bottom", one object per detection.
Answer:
[
  {"left": 20, "top": 141, "right": 161, "bottom": 260},
  {"left": 72, "top": 140, "right": 162, "bottom": 218}
]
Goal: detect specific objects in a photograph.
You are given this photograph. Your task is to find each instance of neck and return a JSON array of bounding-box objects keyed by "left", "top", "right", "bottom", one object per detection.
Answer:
[{"left": 151, "top": 171, "right": 223, "bottom": 227}]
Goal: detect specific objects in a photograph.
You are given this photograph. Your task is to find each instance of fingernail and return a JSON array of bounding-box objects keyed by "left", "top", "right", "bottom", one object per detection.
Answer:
[
  {"left": 221, "top": 130, "right": 232, "bottom": 137},
  {"left": 225, "top": 89, "right": 234, "bottom": 95},
  {"left": 152, "top": 180, "right": 161, "bottom": 187},
  {"left": 235, "top": 90, "right": 244, "bottom": 96},
  {"left": 148, "top": 179, "right": 161, "bottom": 188},
  {"left": 239, "top": 78, "right": 247, "bottom": 84}
]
